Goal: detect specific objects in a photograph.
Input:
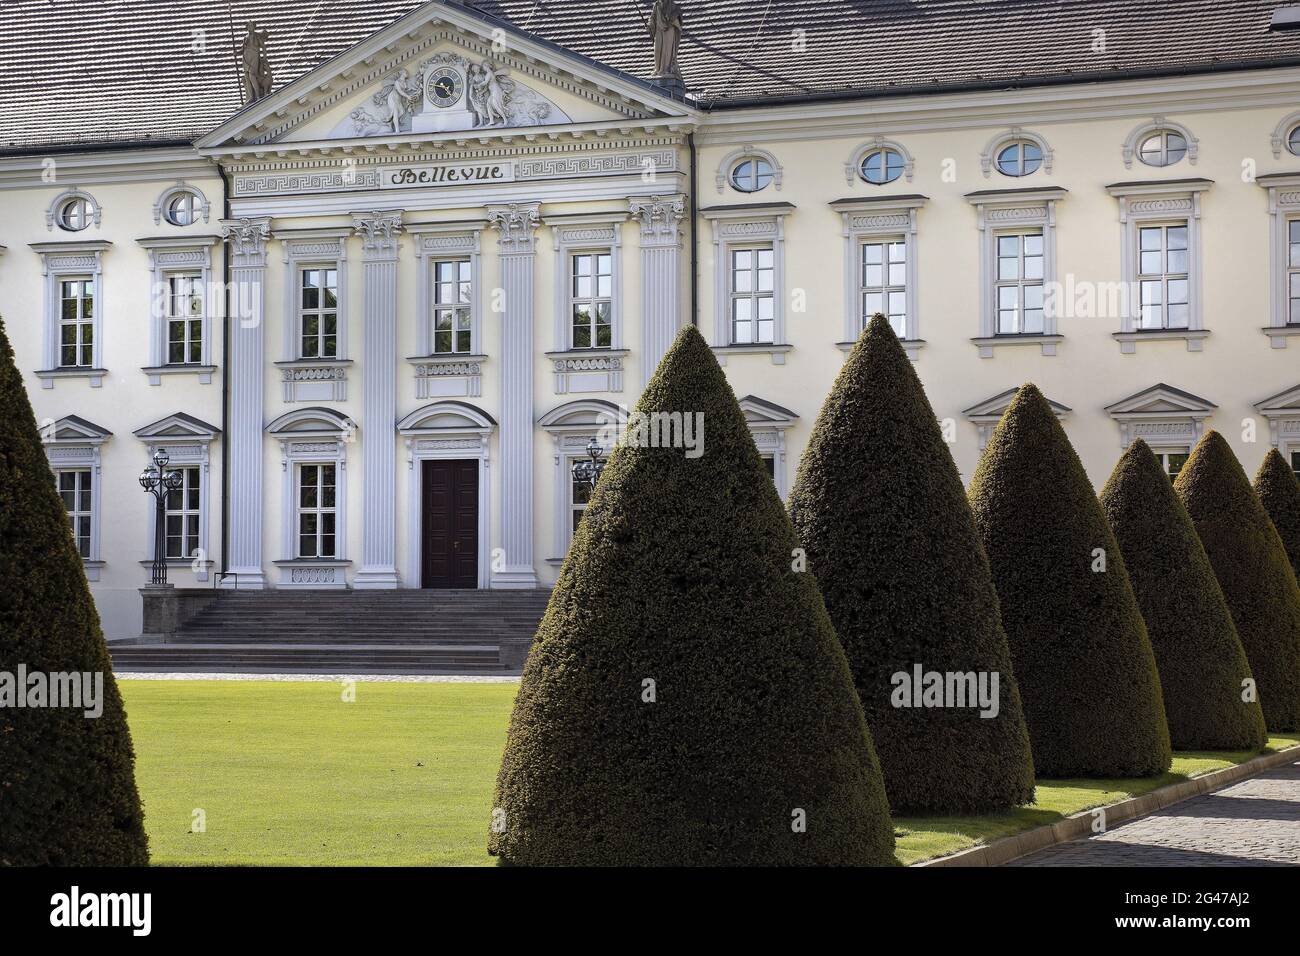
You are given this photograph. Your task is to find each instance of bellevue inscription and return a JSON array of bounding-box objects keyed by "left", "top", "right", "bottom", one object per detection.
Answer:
[{"left": 380, "top": 162, "right": 515, "bottom": 189}]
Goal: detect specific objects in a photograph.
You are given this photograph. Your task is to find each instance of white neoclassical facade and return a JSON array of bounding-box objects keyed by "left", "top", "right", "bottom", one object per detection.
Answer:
[{"left": 3, "top": 1, "right": 1300, "bottom": 636}]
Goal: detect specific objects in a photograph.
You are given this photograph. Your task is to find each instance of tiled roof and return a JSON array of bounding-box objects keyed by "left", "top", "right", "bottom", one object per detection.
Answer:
[{"left": 2, "top": 0, "right": 1298, "bottom": 154}]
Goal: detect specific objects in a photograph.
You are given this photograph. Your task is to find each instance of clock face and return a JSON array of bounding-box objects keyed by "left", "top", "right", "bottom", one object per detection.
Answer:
[{"left": 427, "top": 67, "right": 463, "bottom": 108}]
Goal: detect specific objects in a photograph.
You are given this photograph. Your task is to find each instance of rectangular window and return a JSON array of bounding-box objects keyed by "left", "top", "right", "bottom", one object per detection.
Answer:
[
  {"left": 761, "top": 455, "right": 776, "bottom": 482},
  {"left": 299, "top": 268, "right": 339, "bottom": 359},
  {"left": 297, "top": 464, "right": 337, "bottom": 559},
  {"left": 994, "top": 232, "right": 1044, "bottom": 335},
  {"left": 571, "top": 469, "right": 592, "bottom": 542},
  {"left": 1137, "top": 223, "right": 1190, "bottom": 330},
  {"left": 58, "top": 278, "right": 94, "bottom": 367},
  {"left": 1153, "top": 448, "right": 1190, "bottom": 480},
  {"left": 432, "top": 259, "right": 472, "bottom": 354},
  {"left": 1292, "top": 449, "right": 1300, "bottom": 482},
  {"left": 1289, "top": 219, "right": 1300, "bottom": 326},
  {"left": 166, "top": 274, "right": 204, "bottom": 365},
  {"left": 730, "top": 245, "right": 775, "bottom": 344},
  {"left": 57, "top": 470, "right": 92, "bottom": 558},
  {"left": 860, "top": 239, "right": 907, "bottom": 338},
  {"left": 570, "top": 252, "right": 613, "bottom": 349},
  {"left": 163, "top": 466, "right": 201, "bottom": 559}
]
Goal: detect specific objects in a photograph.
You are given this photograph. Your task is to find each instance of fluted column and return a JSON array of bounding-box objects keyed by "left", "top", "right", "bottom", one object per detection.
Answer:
[
  {"left": 630, "top": 194, "right": 686, "bottom": 385},
  {"left": 220, "top": 217, "right": 272, "bottom": 588},
  {"left": 486, "top": 202, "right": 541, "bottom": 589},
  {"left": 352, "top": 211, "right": 403, "bottom": 589}
]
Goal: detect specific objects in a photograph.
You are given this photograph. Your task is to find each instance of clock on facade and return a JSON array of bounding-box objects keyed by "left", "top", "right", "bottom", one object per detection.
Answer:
[{"left": 426, "top": 67, "right": 464, "bottom": 108}]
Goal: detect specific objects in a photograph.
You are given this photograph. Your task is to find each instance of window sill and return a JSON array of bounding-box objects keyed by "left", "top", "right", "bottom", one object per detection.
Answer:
[
  {"left": 1112, "top": 329, "right": 1208, "bottom": 353},
  {"left": 407, "top": 354, "right": 486, "bottom": 400},
  {"left": 838, "top": 339, "right": 925, "bottom": 361},
  {"left": 1263, "top": 325, "right": 1300, "bottom": 349},
  {"left": 274, "top": 358, "right": 353, "bottom": 368},
  {"left": 548, "top": 349, "right": 628, "bottom": 395},
  {"left": 275, "top": 359, "right": 351, "bottom": 403},
  {"left": 82, "top": 559, "right": 105, "bottom": 583},
  {"left": 970, "top": 334, "right": 1062, "bottom": 358},
  {"left": 34, "top": 367, "right": 107, "bottom": 389},
  {"left": 142, "top": 364, "right": 216, "bottom": 386},
  {"left": 711, "top": 343, "right": 792, "bottom": 365}
]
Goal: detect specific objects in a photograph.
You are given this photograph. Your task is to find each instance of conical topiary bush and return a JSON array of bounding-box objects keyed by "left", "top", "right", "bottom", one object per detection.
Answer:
[
  {"left": 489, "top": 326, "right": 895, "bottom": 866},
  {"left": 0, "top": 317, "right": 149, "bottom": 865},
  {"left": 968, "top": 384, "right": 1171, "bottom": 777},
  {"left": 1255, "top": 447, "right": 1300, "bottom": 584},
  {"left": 1100, "top": 439, "right": 1266, "bottom": 750},
  {"left": 787, "top": 314, "right": 1034, "bottom": 814},
  {"left": 1177, "top": 432, "right": 1300, "bottom": 731}
]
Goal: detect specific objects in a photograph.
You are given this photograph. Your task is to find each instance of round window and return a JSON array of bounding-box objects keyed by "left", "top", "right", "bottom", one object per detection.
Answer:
[
  {"left": 58, "top": 197, "right": 92, "bottom": 231},
  {"left": 1288, "top": 125, "right": 1300, "bottom": 157},
  {"left": 729, "top": 157, "right": 774, "bottom": 193},
  {"left": 860, "top": 148, "right": 905, "bottom": 185},
  {"left": 165, "top": 192, "right": 199, "bottom": 226},
  {"left": 1137, "top": 130, "right": 1187, "bottom": 167},
  {"left": 995, "top": 141, "right": 1042, "bottom": 177}
]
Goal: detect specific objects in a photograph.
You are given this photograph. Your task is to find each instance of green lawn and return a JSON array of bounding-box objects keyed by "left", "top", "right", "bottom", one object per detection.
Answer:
[{"left": 118, "top": 679, "right": 1299, "bottom": 866}]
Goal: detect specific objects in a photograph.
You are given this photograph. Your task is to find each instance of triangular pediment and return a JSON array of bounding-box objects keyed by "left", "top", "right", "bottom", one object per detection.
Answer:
[
  {"left": 1255, "top": 383, "right": 1300, "bottom": 415},
  {"left": 133, "top": 413, "right": 221, "bottom": 441},
  {"left": 44, "top": 415, "right": 112, "bottom": 444},
  {"left": 963, "top": 387, "right": 1071, "bottom": 422},
  {"left": 1105, "top": 383, "right": 1216, "bottom": 418},
  {"left": 739, "top": 395, "right": 798, "bottom": 428},
  {"left": 198, "top": 2, "right": 691, "bottom": 151}
]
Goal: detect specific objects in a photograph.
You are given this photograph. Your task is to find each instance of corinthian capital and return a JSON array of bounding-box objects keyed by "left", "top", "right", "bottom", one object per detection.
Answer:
[
  {"left": 486, "top": 202, "right": 541, "bottom": 255},
  {"left": 629, "top": 194, "right": 685, "bottom": 247},
  {"left": 220, "top": 217, "right": 272, "bottom": 265},
  {"left": 352, "top": 210, "right": 404, "bottom": 259}
]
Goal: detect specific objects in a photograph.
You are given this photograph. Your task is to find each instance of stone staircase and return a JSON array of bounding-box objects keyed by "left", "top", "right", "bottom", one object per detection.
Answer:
[{"left": 108, "top": 589, "right": 552, "bottom": 675}]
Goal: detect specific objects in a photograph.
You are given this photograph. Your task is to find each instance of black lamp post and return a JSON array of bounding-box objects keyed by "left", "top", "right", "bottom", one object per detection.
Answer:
[
  {"left": 571, "top": 436, "right": 607, "bottom": 492},
  {"left": 139, "top": 448, "right": 184, "bottom": 586}
]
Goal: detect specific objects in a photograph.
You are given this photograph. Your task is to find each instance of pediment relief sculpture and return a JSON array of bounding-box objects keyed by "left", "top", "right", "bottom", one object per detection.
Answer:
[{"left": 335, "top": 52, "right": 571, "bottom": 138}]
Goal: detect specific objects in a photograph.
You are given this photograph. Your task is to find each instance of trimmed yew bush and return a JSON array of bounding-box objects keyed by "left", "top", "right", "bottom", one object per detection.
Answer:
[
  {"left": 969, "top": 384, "right": 1171, "bottom": 777},
  {"left": 1100, "top": 440, "right": 1266, "bottom": 750},
  {"left": 0, "top": 317, "right": 149, "bottom": 865},
  {"left": 1255, "top": 448, "right": 1300, "bottom": 585},
  {"left": 1177, "top": 433, "right": 1300, "bottom": 731},
  {"left": 489, "top": 326, "right": 895, "bottom": 866},
  {"left": 787, "top": 314, "right": 1034, "bottom": 813}
]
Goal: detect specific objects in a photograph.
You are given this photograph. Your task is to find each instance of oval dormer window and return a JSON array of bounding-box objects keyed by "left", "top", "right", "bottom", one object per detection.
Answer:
[{"left": 729, "top": 157, "right": 774, "bottom": 193}]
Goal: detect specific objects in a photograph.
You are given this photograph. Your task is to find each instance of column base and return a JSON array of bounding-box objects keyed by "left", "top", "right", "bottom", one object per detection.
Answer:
[
  {"left": 491, "top": 567, "right": 539, "bottom": 590},
  {"left": 353, "top": 567, "right": 401, "bottom": 590},
  {"left": 219, "top": 569, "right": 266, "bottom": 590}
]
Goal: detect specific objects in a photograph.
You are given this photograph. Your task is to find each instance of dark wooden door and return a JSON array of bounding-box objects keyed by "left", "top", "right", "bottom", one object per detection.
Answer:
[{"left": 421, "top": 459, "right": 479, "bottom": 589}]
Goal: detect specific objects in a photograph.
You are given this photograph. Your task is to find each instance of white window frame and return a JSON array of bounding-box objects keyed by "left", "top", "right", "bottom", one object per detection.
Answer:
[
  {"left": 58, "top": 469, "right": 95, "bottom": 559},
  {"left": 715, "top": 146, "right": 783, "bottom": 193},
  {"left": 703, "top": 204, "right": 792, "bottom": 364},
  {"left": 408, "top": 222, "right": 486, "bottom": 399},
  {"left": 295, "top": 462, "right": 340, "bottom": 560},
  {"left": 738, "top": 395, "right": 798, "bottom": 499},
  {"left": 728, "top": 244, "right": 777, "bottom": 346},
  {"left": 966, "top": 189, "right": 1064, "bottom": 356},
  {"left": 268, "top": 408, "right": 353, "bottom": 589},
  {"left": 993, "top": 230, "right": 1047, "bottom": 336},
  {"left": 29, "top": 240, "right": 111, "bottom": 388},
  {"left": 45, "top": 188, "right": 102, "bottom": 232},
  {"left": 275, "top": 228, "right": 351, "bottom": 402},
  {"left": 832, "top": 196, "right": 926, "bottom": 359},
  {"left": 1107, "top": 179, "right": 1211, "bottom": 353},
  {"left": 57, "top": 276, "right": 96, "bottom": 369},
  {"left": 538, "top": 400, "right": 625, "bottom": 561},
  {"left": 1135, "top": 222, "right": 1191, "bottom": 332},
  {"left": 41, "top": 416, "right": 110, "bottom": 580},
  {"left": 137, "top": 235, "right": 218, "bottom": 384},
  {"left": 980, "top": 128, "right": 1054, "bottom": 179},
  {"left": 544, "top": 214, "right": 628, "bottom": 393},
  {"left": 844, "top": 137, "right": 915, "bottom": 186},
  {"left": 1122, "top": 117, "right": 1199, "bottom": 169},
  {"left": 133, "top": 414, "right": 219, "bottom": 582},
  {"left": 1258, "top": 173, "right": 1300, "bottom": 348},
  {"left": 152, "top": 183, "right": 211, "bottom": 226}
]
